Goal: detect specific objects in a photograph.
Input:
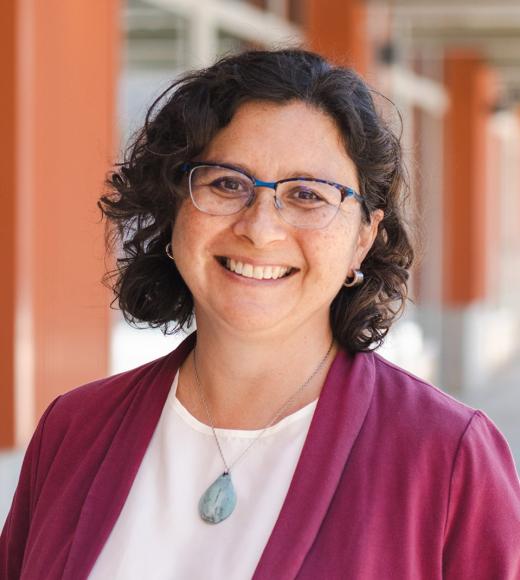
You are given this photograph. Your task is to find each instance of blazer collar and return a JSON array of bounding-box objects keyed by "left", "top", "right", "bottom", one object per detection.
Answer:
[
  {"left": 63, "top": 333, "right": 196, "bottom": 580},
  {"left": 252, "top": 348, "right": 375, "bottom": 579}
]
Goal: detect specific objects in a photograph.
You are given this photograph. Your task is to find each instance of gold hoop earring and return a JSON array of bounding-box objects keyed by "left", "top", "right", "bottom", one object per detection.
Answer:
[
  {"left": 165, "top": 242, "right": 175, "bottom": 261},
  {"left": 343, "top": 269, "right": 364, "bottom": 288}
]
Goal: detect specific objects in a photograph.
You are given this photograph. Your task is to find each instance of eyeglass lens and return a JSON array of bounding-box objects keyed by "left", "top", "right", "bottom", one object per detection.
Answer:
[{"left": 189, "top": 165, "right": 342, "bottom": 228}]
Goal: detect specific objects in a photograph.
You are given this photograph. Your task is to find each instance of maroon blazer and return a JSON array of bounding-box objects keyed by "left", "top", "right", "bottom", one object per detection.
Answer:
[{"left": 2, "top": 333, "right": 520, "bottom": 579}]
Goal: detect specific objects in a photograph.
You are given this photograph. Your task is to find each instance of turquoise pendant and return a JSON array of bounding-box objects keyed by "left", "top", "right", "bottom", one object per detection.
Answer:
[{"left": 198, "top": 472, "right": 237, "bottom": 524}]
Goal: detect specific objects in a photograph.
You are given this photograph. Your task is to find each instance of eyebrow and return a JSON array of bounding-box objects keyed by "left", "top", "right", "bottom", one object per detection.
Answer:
[{"left": 202, "top": 159, "right": 325, "bottom": 181}]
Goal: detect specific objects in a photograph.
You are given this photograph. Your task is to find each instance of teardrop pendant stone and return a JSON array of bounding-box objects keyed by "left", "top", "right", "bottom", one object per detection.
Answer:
[{"left": 198, "top": 472, "right": 237, "bottom": 524}]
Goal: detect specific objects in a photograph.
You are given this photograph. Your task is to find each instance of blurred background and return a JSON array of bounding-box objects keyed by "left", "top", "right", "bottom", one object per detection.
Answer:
[{"left": 2, "top": 0, "right": 520, "bottom": 522}]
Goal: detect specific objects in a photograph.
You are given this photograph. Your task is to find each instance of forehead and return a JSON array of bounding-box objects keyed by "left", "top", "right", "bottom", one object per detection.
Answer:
[{"left": 201, "top": 100, "right": 358, "bottom": 186}]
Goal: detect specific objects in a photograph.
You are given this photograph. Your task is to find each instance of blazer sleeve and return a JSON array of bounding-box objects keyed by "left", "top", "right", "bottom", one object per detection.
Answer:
[
  {"left": 0, "top": 396, "right": 61, "bottom": 580},
  {"left": 442, "top": 410, "right": 520, "bottom": 579}
]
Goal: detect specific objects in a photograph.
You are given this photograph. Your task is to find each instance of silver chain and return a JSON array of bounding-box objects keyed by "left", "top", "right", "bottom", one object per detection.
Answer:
[{"left": 192, "top": 340, "right": 334, "bottom": 474}]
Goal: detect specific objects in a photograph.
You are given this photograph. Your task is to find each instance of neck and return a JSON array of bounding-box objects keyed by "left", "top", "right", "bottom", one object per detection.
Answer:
[{"left": 177, "top": 313, "right": 337, "bottom": 430}]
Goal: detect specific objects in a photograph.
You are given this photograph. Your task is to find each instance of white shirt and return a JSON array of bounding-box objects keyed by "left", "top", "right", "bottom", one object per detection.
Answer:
[{"left": 89, "top": 371, "right": 317, "bottom": 580}]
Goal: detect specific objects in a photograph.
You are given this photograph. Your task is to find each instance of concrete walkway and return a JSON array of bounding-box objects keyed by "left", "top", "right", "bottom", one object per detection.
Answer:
[{"left": 458, "top": 352, "right": 520, "bottom": 472}]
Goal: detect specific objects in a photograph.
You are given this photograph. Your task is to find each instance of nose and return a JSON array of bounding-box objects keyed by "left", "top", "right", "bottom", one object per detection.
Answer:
[{"left": 231, "top": 186, "right": 287, "bottom": 247}]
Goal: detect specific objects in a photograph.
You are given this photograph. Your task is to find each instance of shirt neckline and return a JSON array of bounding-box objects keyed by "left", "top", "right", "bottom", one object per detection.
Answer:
[{"left": 168, "top": 371, "right": 319, "bottom": 439}]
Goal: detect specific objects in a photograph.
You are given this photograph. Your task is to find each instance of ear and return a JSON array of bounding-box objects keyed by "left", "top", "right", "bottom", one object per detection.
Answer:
[{"left": 352, "top": 209, "right": 384, "bottom": 269}]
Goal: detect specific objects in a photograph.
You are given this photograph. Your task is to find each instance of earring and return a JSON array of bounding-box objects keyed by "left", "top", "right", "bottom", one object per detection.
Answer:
[
  {"left": 165, "top": 242, "right": 175, "bottom": 261},
  {"left": 343, "top": 269, "right": 364, "bottom": 288}
]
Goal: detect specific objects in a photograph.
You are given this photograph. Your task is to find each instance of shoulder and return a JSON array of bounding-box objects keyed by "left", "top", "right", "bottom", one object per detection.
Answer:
[
  {"left": 353, "top": 351, "right": 519, "bottom": 497},
  {"left": 343, "top": 350, "right": 495, "bottom": 468},
  {"left": 49, "top": 354, "right": 170, "bottom": 424},
  {"left": 357, "top": 355, "right": 520, "bottom": 573},
  {"left": 24, "top": 347, "right": 184, "bottom": 496},
  {"left": 52, "top": 331, "right": 198, "bottom": 416},
  {"left": 34, "top": 342, "right": 188, "bottom": 460},
  {"left": 368, "top": 351, "right": 477, "bottom": 431}
]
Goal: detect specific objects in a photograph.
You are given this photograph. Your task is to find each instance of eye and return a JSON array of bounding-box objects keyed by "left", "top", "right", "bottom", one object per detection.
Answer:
[
  {"left": 286, "top": 185, "right": 328, "bottom": 205},
  {"left": 293, "top": 187, "right": 323, "bottom": 201},
  {"left": 211, "top": 176, "right": 250, "bottom": 194}
]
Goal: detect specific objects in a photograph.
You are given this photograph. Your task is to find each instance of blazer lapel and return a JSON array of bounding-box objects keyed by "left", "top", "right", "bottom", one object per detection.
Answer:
[
  {"left": 62, "top": 333, "right": 196, "bottom": 580},
  {"left": 253, "top": 349, "right": 375, "bottom": 579}
]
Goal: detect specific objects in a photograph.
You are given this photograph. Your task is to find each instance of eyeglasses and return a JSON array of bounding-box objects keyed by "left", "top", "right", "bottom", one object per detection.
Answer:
[{"left": 180, "top": 161, "right": 365, "bottom": 230}]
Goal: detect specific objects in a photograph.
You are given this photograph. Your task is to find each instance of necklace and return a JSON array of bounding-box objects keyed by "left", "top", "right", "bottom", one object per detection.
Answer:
[{"left": 192, "top": 339, "right": 334, "bottom": 524}]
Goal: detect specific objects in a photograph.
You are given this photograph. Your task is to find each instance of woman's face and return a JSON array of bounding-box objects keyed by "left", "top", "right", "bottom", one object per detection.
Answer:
[{"left": 172, "top": 100, "right": 383, "bottom": 338}]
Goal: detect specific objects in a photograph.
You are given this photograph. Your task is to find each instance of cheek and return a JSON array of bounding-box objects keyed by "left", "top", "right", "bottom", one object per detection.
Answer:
[
  {"left": 171, "top": 202, "right": 188, "bottom": 244},
  {"left": 306, "top": 231, "right": 353, "bottom": 285},
  {"left": 332, "top": 212, "right": 364, "bottom": 262},
  {"left": 171, "top": 207, "right": 203, "bottom": 281},
  {"left": 172, "top": 203, "right": 205, "bottom": 254}
]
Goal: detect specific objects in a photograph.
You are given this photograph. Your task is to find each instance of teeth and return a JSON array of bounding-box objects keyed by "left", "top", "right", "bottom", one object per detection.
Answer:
[
  {"left": 224, "top": 259, "right": 291, "bottom": 280},
  {"left": 229, "top": 258, "right": 243, "bottom": 275}
]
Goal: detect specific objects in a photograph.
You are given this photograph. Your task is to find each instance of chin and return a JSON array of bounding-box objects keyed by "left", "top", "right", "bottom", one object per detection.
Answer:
[{"left": 209, "top": 301, "right": 295, "bottom": 335}]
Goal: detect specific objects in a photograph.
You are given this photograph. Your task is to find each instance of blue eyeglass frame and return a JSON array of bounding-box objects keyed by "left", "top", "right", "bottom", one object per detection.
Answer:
[{"left": 180, "top": 161, "right": 366, "bottom": 208}]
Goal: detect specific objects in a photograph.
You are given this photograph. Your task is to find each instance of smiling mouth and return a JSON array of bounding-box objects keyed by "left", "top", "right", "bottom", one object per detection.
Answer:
[{"left": 216, "top": 257, "right": 297, "bottom": 280}]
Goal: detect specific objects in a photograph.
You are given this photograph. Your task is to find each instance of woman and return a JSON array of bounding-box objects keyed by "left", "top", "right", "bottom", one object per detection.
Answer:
[{"left": 1, "top": 49, "right": 519, "bottom": 579}]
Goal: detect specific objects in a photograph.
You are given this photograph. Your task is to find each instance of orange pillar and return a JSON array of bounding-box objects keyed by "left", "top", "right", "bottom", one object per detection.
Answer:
[
  {"left": 440, "top": 50, "right": 499, "bottom": 392},
  {"left": 0, "top": 0, "right": 119, "bottom": 447},
  {"left": 443, "top": 51, "right": 496, "bottom": 306},
  {"left": 0, "top": 2, "right": 17, "bottom": 448},
  {"left": 306, "top": 0, "right": 368, "bottom": 74}
]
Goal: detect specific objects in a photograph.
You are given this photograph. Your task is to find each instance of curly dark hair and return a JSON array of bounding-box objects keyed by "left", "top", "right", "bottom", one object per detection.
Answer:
[{"left": 99, "top": 48, "right": 414, "bottom": 352}]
